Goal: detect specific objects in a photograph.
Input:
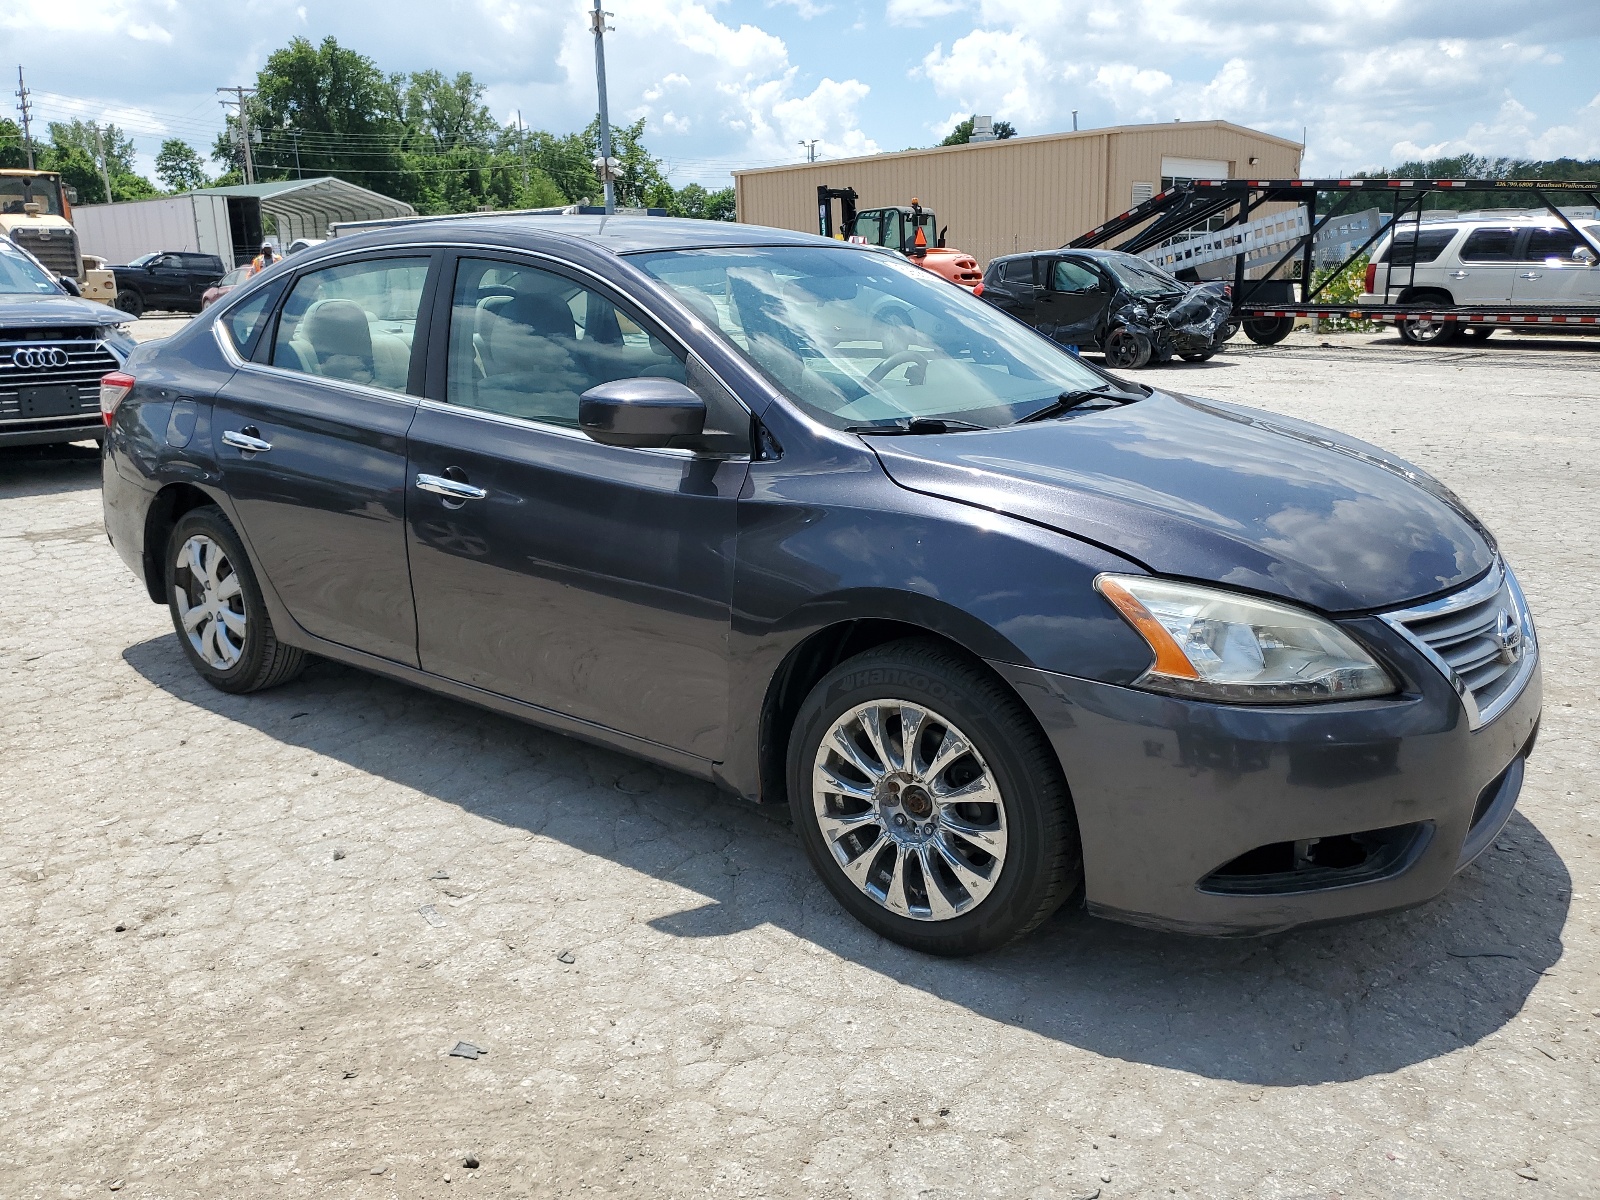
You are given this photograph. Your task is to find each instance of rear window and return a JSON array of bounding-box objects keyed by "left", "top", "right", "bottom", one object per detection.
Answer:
[
  {"left": 1459, "top": 228, "right": 1519, "bottom": 261},
  {"left": 1378, "top": 228, "right": 1456, "bottom": 267}
]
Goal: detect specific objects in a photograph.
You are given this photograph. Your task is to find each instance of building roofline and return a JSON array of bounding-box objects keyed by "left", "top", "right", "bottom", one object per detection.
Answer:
[{"left": 731, "top": 120, "right": 1304, "bottom": 178}]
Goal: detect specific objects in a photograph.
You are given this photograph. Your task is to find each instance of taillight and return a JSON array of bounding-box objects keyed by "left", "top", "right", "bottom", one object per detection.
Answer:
[
  {"left": 100, "top": 372, "right": 135, "bottom": 426},
  {"left": 1363, "top": 263, "right": 1377, "bottom": 295},
  {"left": 972, "top": 280, "right": 984, "bottom": 297}
]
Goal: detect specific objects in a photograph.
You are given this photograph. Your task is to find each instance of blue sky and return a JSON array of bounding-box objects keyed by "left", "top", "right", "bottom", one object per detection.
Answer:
[{"left": 5, "top": 1, "right": 1599, "bottom": 188}]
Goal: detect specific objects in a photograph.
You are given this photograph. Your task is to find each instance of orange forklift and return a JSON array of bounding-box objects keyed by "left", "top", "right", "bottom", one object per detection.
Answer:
[{"left": 817, "top": 186, "right": 981, "bottom": 290}]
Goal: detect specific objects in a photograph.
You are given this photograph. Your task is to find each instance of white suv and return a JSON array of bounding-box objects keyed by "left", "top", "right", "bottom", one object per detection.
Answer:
[{"left": 1359, "top": 215, "right": 1600, "bottom": 343}]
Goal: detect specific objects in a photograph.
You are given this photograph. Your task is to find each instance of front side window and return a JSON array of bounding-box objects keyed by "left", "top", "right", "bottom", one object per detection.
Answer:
[
  {"left": 636, "top": 244, "right": 1111, "bottom": 430},
  {"left": 1459, "top": 229, "right": 1519, "bottom": 262},
  {"left": 853, "top": 212, "right": 882, "bottom": 246},
  {"left": 1051, "top": 260, "right": 1101, "bottom": 293},
  {"left": 444, "top": 256, "right": 687, "bottom": 428},
  {"left": 272, "top": 256, "right": 429, "bottom": 393},
  {"left": 1523, "top": 228, "right": 1591, "bottom": 263}
]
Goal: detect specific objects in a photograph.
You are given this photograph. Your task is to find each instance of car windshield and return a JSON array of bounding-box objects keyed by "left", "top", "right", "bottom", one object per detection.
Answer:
[
  {"left": 0, "top": 238, "right": 63, "bottom": 295},
  {"left": 1098, "top": 253, "right": 1186, "bottom": 297},
  {"left": 635, "top": 245, "right": 1112, "bottom": 429}
]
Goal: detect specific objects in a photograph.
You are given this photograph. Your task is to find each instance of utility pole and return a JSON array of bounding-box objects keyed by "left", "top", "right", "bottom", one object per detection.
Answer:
[
  {"left": 798, "top": 139, "right": 818, "bottom": 163},
  {"left": 92, "top": 123, "right": 115, "bottom": 204},
  {"left": 289, "top": 129, "right": 302, "bottom": 179},
  {"left": 589, "top": 0, "right": 616, "bottom": 214},
  {"left": 515, "top": 109, "right": 529, "bottom": 193},
  {"left": 15, "top": 66, "right": 34, "bottom": 169},
  {"left": 217, "top": 86, "right": 257, "bottom": 184}
]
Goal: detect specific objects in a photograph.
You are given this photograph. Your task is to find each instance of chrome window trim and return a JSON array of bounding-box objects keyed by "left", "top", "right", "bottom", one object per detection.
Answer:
[
  {"left": 1379, "top": 560, "right": 1538, "bottom": 731},
  {"left": 413, "top": 396, "right": 749, "bottom": 463}
]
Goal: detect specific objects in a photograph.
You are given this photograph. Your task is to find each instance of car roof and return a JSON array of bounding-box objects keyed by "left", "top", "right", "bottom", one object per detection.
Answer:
[{"left": 317, "top": 214, "right": 830, "bottom": 258}]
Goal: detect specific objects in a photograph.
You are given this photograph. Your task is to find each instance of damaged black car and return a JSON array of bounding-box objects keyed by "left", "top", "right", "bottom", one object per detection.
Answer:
[{"left": 978, "top": 248, "right": 1233, "bottom": 368}]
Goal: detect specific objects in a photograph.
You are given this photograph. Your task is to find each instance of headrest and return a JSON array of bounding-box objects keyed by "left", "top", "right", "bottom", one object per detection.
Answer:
[{"left": 303, "top": 299, "right": 373, "bottom": 363}]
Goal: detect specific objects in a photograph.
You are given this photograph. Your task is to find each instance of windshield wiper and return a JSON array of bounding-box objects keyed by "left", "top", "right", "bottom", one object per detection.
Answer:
[
  {"left": 1016, "top": 383, "right": 1139, "bottom": 424},
  {"left": 847, "top": 417, "right": 989, "bottom": 435}
]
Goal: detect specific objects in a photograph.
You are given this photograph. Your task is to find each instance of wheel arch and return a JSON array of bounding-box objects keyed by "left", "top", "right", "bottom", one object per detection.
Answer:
[
  {"left": 140, "top": 482, "right": 226, "bottom": 603},
  {"left": 1395, "top": 286, "right": 1455, "bottom": 306},
  {"left": 753, "top": 615, "right": 1041, "bottom": 807}
]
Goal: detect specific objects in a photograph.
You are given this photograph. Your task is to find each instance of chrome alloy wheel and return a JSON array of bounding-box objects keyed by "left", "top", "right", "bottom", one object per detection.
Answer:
[
  {"left": 173, "top": 535, "right": 247, "bottom": 670},
  {"left": 811, "top": 701, "right": 1009, "bottom": 921}
]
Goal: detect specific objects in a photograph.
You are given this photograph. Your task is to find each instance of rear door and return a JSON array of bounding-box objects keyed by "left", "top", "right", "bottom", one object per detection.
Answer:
[
  {"left": 1511, "top": 226, "right": 1600, "bottom": 306},
  {"left": 1448, "top": 227, "right": 1521, "bottom": 305},
  {"left": 1036, "top": 258, "right": 1108, "bottom": 345},
  {"left": 982, "top": 257, "right": 1038, "bottom": 324},
  {"left": 404, "top": 251, "right": 749, "bottom": 759},
  {"left": 210, "top": 249, "right": 437, "bottom": 664}
]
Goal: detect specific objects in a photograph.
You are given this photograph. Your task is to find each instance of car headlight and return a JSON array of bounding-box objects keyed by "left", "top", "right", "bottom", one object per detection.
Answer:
[{"left": 1095, "top": 574, "right": 1395, "bottom": 703}]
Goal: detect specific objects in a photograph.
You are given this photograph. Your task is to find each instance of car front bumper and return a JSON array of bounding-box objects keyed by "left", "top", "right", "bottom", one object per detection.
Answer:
[
  {"left": 990, "top": 617, "right": 1542, "bottom": 935},
  {"left": 0, "top": 417, "right": 106, "bottom": 448}
]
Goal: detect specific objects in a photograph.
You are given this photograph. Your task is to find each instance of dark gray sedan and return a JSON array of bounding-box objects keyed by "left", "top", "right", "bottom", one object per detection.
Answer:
[{"left": 99, "top": 216, "right": 1540, "bottom": 955}]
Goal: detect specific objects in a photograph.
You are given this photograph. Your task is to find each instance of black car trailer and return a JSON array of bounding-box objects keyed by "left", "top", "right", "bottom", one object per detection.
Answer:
[{"left": 1069, "top": 177, "right": 1600, "bottom": 344}]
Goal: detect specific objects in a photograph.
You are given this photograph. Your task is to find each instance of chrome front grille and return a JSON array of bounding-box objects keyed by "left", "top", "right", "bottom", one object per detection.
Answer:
[
  {"left": 0, "top": 337, "right": 120, "bottom": 421},
  {"left": 1382, "top": 562, "right": 1536, "bottom": 730},
  {"left": 9, "top": 226, "right": 81, "bottom": 278}
]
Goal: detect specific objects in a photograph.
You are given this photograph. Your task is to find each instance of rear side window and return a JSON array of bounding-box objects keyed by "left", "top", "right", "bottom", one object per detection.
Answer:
[
  {"left": 998, "top": 258, "right": 1033, "bottom": 284},
  {"left": 1380, "top": 228, "right": 1456, "bottom": 267},
  {"left": 272, "top": 256, "right": 430, "bottom": 393},
  {"left": 1051, "top": 260, "right": 1100, "bottom": 292},
  {"left": 1459, "top": 228, "right": 1519, "bottom": 261},
  {"left": 1524, "top": 228, "right": 1590, "bottom": 262}
]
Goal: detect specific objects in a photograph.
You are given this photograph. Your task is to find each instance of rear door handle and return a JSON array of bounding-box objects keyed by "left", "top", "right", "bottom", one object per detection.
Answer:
[
  {"left": 416, "top": 473, "right": 488, "bottom": 501},
  {"left": 1447, "top": 271, "right": 1469, "bottom": 279},
  {"left": 1518, "top": 272, "right": 1542, "bottom": 279},
  {"left": 221, "top": 428, "right": 272, "bottom": 453}
]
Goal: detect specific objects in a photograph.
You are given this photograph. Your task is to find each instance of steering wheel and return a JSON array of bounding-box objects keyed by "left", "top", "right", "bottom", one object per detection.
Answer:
[{"left": 866, "top": 349, "right": 931, "bottom": 385}]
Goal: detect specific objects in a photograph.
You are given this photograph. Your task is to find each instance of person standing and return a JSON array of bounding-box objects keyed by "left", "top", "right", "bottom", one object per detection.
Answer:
[{"left": 249, "top": 242, "right": 278, "bottom": 275}]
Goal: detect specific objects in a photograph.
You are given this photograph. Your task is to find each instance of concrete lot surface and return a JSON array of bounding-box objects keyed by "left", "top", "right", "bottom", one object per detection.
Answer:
[{"left": 2, "top": 326, "right": 1597, "bottom": 1198}]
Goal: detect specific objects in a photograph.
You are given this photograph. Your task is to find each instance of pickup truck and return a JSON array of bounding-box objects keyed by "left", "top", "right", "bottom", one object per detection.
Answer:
[{"left": 112, "top": 251, "right": 227, "bottom": 316}]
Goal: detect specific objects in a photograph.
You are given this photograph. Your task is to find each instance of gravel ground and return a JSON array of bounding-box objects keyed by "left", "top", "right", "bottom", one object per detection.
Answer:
[{"left": 2, "top": 324, "right": 1597, "bottom": 1199}]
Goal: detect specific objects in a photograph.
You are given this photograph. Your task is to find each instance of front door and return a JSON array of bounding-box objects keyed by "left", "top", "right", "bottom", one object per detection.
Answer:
[
  {"left": 1511, "top": 226, "right": 1600, "bottom": 306},
  {"left": 211, "top": 250, "right": 436, "bottom": 664},
  {"left": 1037, "top": 258, "right": 1108, "bottom": 345},
  {"left": 405, "top": 253, "right": 749, "bottom": 760},
  {"left": 148, "top": 255, "right": 192, "bottom": 308}
]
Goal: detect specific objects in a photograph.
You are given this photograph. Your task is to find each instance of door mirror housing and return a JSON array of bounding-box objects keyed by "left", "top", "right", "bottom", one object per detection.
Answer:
[
  {"left": 1575, "top": 245, "right": 1598, "bottom": 265},
  {"left": 580, "top": 378, "right": 707, "bottom": 449}
]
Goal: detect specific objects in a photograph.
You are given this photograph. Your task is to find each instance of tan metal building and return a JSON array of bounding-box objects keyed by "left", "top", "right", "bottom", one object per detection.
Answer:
[{"left": 734, "top": 120, "right": 1302, "bottom": 268}]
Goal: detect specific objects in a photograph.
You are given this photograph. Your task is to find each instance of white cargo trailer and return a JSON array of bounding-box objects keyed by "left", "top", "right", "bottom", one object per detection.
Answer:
[{"left": 71, "top": 193, "right": 235, "bottom": 268}]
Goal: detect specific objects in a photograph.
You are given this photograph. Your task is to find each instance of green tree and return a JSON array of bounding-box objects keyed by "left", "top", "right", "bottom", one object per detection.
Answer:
[
  {"left": 41, "top": 120, "right": 159, "bottom": 201},
  {"left": 941, "top": 116, "right": 1017, "bottom": 146},
  {"left": 155, "top": 139, "right": 210, "bottom": 192},
  {"left": 586, "top": 117, "right": 667, "bottom": 208},
  {"left": 0, "top": 118, "right": 27, "bottom": 169}
]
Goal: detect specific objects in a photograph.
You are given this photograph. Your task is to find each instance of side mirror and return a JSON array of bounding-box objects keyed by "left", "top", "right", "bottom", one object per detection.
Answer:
[
  {"left": 57, "top": 276, "right": 81, "bottom": 296},
  {"left": 1576, "top": 246, "right": 1598, "bottom": 265},
  {"left": 579, "top": 378, "right": 706, "bottom": 449}
]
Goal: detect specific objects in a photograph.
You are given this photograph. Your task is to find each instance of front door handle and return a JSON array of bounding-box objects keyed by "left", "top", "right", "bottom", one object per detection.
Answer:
[
  {"left": 1447, "top": 270, "right": 1469, "bottom": 279},
  {"left": 222, "top": 428, "right": 272, "bottom": 453},
  {"left": 1518, "top": 272, "right": 1542, "bottom": 279},
  {"left": 416, "top": 473, "right": 488, "bottom": 501}
]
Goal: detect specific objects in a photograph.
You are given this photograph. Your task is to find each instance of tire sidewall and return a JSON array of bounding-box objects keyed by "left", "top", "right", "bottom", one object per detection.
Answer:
[
  {"left": 164, "top": 507, "right": 273, "bottom": 693},
  {"left": 786, "top": 650, "right": 1072, "bottom": 955}
]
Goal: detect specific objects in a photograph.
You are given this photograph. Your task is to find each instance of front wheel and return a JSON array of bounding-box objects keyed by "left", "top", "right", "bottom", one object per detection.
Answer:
[
  {"left": 114, "top": 289, "right": 145, "bottom": 317},
  {"left": 788, "top": 639, "right": 1081, "bottom": 956},
  {"left": 1243, "top": 316, "right": 1294, "bottom": 345},
  {"left": 1179, "top": 349, "right": 1217, "bottom": 362},
  {"left": 1103, "top": 327, "right": 1152, "bottom": 369},
  {"left": 1459, "top": 326, "right": 1495, "bottom": 342},
  {"left": 165, "top": 506, "right": 307, "bottom": 694}
]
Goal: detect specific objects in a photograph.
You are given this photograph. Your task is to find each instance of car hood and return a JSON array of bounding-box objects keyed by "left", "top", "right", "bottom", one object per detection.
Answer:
[
  {"left": 0, "top": 292, "right": 130, "bottom": 327},
  {"left": 868, "top": 392, "right": 1495, "bottom": 614}
]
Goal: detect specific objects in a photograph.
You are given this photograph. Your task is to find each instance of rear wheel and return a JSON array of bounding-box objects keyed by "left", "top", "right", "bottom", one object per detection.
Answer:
[
  {"left": 1179, "top": 349, "right": 1218, "bottom": 362},
  {"left": 1103, "top": 327, "right": 1152, "bottom": 369},
  {"left": 1397, "top": 316, "right": 1459, "bottom": 345},
  {"left": 788, "top": 639, "right": 1081, "bottom": 956},
  {"left": 1243, "top": 316, "right": 1294, "bottom": 345},
  {"left": 115, "top": 289, "right": 145, "bottom": 317},
  {"left": 165, "top": 506, "right": 306, "bottom": 694}
]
